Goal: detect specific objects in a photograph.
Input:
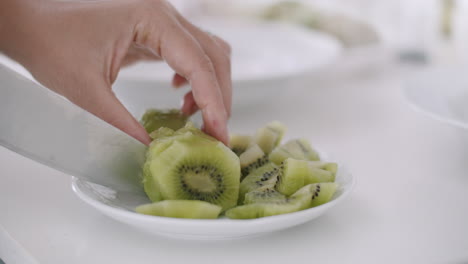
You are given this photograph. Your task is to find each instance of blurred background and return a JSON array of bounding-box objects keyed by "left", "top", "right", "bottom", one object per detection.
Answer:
[
  {"left": 166, "top": 0, "right": 466, "bottom": 65},
  {"left": 2, "top": 0, "right": 468, "bottom": 143},
  {"left": 2, "top": 0, "right": 468, "bottom": 135},
  {"left": 2, "top": 0, "right": 464, "bottom": 146},
  {"left": 107, "top": 0, "right": 468, "bottom": 135},
  {"left": 2, "top": 1, "right": 468, "bottom": 262}
]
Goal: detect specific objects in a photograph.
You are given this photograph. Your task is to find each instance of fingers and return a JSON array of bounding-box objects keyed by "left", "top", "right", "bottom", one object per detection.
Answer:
[
  {"left": 121, "top": 43, "right": 162, "bottom": 68},
  {"left": 144, "top": 23, "right": 228, "bottom": 144},
  {"left": 69, "top": 79, "right": 151, "bottom": 145},
  {"left": 179, "top": 20, "right": 232, "bottom": 117},
  {"left": 181, "top": 91, "right": 197, "bottom": 116},
  {"left": 172, "top": 73, "right": 188, "bottom": 88}
]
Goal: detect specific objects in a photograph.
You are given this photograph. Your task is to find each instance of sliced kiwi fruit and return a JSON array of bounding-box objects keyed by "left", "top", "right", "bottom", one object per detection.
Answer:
[
  {"left": 309, "top": 161, "right": 338, "bottom": 174},
  {"left": 142, "top": 162, "right": 163, "bottom": 202},
  {"left": 292, "top": 183, "right": 338, "bottom": 208},
  {"left": 144, "top": 123, "right": 240, "bottom": 211},
  {"left": 136, "top": 200, "right": 222, "bottom": 219},
  {"left": 226, "top": 183, "right": 338, "bottom": 219},
  {"left": 275, "top": 158, "right": 337, "bottom": 195},
  {"left": 269, "top": 138, "right": 320, "bottom": 165},
  {"left": 239, "top": 163, "right": 279, "bottom": 204},
  {"left": 229, "top": 134, "right": 253, "bottom": 156},
  {"left": 303, "top": 161, "right": 338, "bottom": 184},
  {"left": 275, "top": 158, "right": 308, "bottom": 196},
  {"left": 149, "top": 127, "right": 175, "bottom": 140},
  {"left": 239, "top": 144, "right": 269, "bottom": 179},
  {"left": 243, "top": 188, "right": 286, "bottom": 205},
  {"left": 225, "top": 195, "right": 310, "bottom": 219},
  {"left": 254, "top": 121, "right": 287, "bottom": 154},
  {"left": 139, "top": 113, "right": 341, "bottom": 219},
  {"left": 140, "top": 109, "right": 188, "bottom": 134}
]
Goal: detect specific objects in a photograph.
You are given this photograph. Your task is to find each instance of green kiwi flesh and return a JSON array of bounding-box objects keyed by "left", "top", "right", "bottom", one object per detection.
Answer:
[
  {"left": 239, "top": 163, "right": 279, "bottom": 204},
  {"left": 239, "top": 144, "right": 269, "bottom": 179},
  {"left": 244, "top": 188, "right": 286, "bottom": 204},
  {"left": 144, "top": 123, "right": 240, "bottom": 211},
  {"left": 303, "top": 161, "right": 338, "bottom": 184},
  {"left": 292, "top": 183, "right": 338, "bottom": 208},
  {"left": 275, "top": 158, "right": 308, "bottom": 196},
  {"left": 275, "top": 158, "right": 337, "bottom": 195},
  {"left": 140, "top": 109, "right": 188, "bottom": 134},
  {"left": 149, "top": 127, "right": 175, "bottom": 140},
  {"left": 269, "top": 138, "right": 320, "bottom": 165},
  {"left": 227, "top": 182, "right": 338, "bottom": 219},
  {"left": 142, "top": 162, "right": 163, "bottom": 202},
  {"left": 139, "top": 114, "right": 340, "bottom": 219},
  {"left": 136, "top": 200, "right": 222, "bottom": 219},
  {"left": 229, "top": 134, "right": 253, "bottom": 156},
  {"left": 254, "top": 121, "right": 287, "bottom": 154},
  {"left": 225, "top": 195, "right": 310, "bottom": 219}
]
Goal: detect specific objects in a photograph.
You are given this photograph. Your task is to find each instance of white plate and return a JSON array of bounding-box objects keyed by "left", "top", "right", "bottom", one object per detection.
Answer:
[
  {"left": 118, "top": 18, "right": 341, "bottom": 83},
  {"left": 71, "top": 157, "right": 355, "bottom": 240},
  {"left": 403, "top": 67, "right": 468, "bottom": 130}
]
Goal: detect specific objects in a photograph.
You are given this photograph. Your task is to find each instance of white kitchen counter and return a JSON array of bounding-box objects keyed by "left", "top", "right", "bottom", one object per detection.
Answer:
[{"left": 1, "top": 49, "right": 468, "bottom": 264}]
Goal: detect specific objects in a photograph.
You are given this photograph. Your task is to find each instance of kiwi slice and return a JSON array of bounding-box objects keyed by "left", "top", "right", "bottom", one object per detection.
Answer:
[
  {"left": 225, "top": 195, "right": 310, "bottom": 219},
  {"left": 275, "top": 158, "right": 337, "bottom": 195},
  {"left": 140, "top": 109, "right": 188, "bottom": 134},
  {"left": 303, "top": 161, "right": 338, "bottom": 184},
  {"left": 142, "top": 162, "right": 163, "bottom": 202},
  {"left": 292, "top": 183, "right": 338, "bottom": 208},
  {"left": 149, "top": 127, "right": 175, "bottom": 140},
  {"left": 239, "top": 163, "right": 279, "bottom": 204},
  {"left": 243, "top": 188, "right": 286, "bottom": 205},
  {"left": 144, "top": 123, "right": 240, "bottom": 211},
  {"left": 136, "top": 200, "right": 222, "bottom": 219},
  {"left": 229, "top": 134, "right": 253, "bottom": 156},
  {"left": 275, "top": 158, "right": 308, "bottom": 196},
  {"left": 254, "top": 121, "right": 287, "bottom": 154},
  {"left": 309, "top": 161, "right": 338, "bottom": 174},
  {"left": 239, "top": 144, "right": 269, "bottom": 179},
  {"left": 269, "top": 138, "right": 320, "bottom": 165}
]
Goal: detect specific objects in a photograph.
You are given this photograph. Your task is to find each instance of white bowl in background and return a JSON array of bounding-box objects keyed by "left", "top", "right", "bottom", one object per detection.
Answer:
[
  {"left": 118, "top": 18, "right": 341, "bottom": 83},
  {"left": 403, "top": 67, "right": 468, "bottom": 130}
]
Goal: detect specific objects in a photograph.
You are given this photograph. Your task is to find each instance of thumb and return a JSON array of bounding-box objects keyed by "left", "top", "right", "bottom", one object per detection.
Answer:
[{"left": 69, "top": 81, "right": 151, "bottom": 145}]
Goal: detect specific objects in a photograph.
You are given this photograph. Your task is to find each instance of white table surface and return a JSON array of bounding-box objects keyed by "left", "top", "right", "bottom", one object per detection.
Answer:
[{"left": 1, "top": 48, "right": 468, "bottom": 264}]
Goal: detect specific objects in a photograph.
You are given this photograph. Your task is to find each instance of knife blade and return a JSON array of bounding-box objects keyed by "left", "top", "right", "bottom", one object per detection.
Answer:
[{"left": 0, "top": 63, "right": 147, "bottom": 193}]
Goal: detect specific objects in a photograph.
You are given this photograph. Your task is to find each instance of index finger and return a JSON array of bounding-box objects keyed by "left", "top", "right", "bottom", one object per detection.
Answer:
[{"left": 141, "top": 24, "right": 228, "bottom": 144}]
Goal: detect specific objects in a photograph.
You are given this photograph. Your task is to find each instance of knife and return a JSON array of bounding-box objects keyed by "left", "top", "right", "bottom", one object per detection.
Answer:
[{"left": 0, "top": 63, "right": 147, "bottom": 193}]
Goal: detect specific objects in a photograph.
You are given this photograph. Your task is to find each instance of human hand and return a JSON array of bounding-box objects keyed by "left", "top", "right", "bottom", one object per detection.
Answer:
[{"left": 0, "top": 0, "right": 231, "bottom": 145}]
